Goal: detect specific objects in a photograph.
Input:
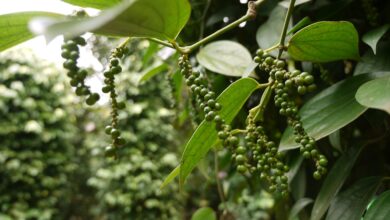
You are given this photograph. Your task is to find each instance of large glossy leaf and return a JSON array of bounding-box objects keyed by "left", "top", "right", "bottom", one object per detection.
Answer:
[
  {"left": 62, "top": 0, "right": 120, "bottom": 9},
  {"left": 288, "top": 21, "right": 360, "bottom": 62},
  {"left": 289, "top": 198, "right": 313, "bottom": 220},
  {"left": 179, "top": 78, "right": 260, "bottom": 185},
  {"left": 310, "top": 144, "right": 364, "bottom": 220},
  {"left": 363, "top": 190, "right": 390, "bottom": 220},
  {"left": 196, "top": 41, "right": 252, "bottom": 77},
  {"left": 326, "top": 176, "right": 383, "bottom": 220},
  {"left": 356, "top": 76, "right": 390, "bottom": 114},
  {"left": 33, "top": 0, "right": 191, "bottom": 41},
  {"left": 0, "top": 12, "right": 64, "bottom": 52},
  {"left": 191, "top": 207, "right": 216, "bottom": 220},
  {"left": 362, "top": 24, "right": 390, "bottom": 54},
  {"left": 280, "top": 72, "right": 390, "bottom": 151}
]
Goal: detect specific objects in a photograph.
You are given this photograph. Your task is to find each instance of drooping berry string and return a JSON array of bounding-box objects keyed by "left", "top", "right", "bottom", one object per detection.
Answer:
[
  {"left": 254, "top": 49, "right": 328, "bottom": 180},
  {"left": 103, "top": 47, "right": 127, "bottom": 158},
  {"left": 61, "top": 36, "right": 100, "bottom": 105}
]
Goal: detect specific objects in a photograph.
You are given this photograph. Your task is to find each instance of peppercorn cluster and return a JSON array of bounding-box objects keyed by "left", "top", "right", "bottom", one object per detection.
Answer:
[
  {"left": 178, "top": 55, "right": 247, "bottom": 169},
  {"left": 61, "top": 36, "right": 100, "bottom": 105},
  {"left": 254, "top": 49, "right": 328, "bottom": 180},
  {"left": 103, "top": 47, "right": 128, "bottom": 158},
  {"left": 246, "top": 116, "right": 290, "bottom": 195},
  {"left": 179, "top": 54, "right": 289, "bottom": 195}
]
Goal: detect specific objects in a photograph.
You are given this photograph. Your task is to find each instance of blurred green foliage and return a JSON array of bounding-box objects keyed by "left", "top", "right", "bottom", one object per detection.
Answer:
[{"left": 0, "top": 50, "right": 79, "bottom": 220}]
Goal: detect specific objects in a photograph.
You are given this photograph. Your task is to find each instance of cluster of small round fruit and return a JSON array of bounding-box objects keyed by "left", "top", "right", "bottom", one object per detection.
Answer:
[
  {"left": 102, "top": 47, "right": 128, "bottom": 158},
  {"left": 61, "top": 36, "right": 100, "bottom": 105},
  {"left": 254, "top": 49, "right": 328, "bottom": 180}
]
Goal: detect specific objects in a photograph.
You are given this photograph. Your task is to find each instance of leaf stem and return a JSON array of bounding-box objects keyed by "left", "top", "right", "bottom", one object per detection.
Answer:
[
  {"left": 145, "top": 37, "right": 175, "bottom": 49},
  {"left": 277, "top": 0, "right": 296, "bottom": 59},
  {"left": 118, "top": 37, "right": 132, "bottom": 49},
  {"left": 249, "top": 85, "right": 273, "bottom": 122},
  {"left": 265, "top": 44, "right": 280, "bottom": 53}
]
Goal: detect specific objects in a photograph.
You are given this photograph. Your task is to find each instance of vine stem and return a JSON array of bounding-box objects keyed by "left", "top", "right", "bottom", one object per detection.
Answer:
[
  {"left": 182, "top": 0, "right": 264, "bottom": 54},
  {"left": 277, "top": 0, "right": 296, "bottom": 59}
]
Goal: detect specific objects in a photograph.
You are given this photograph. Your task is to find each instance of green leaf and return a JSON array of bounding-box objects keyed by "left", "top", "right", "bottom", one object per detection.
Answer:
[
  {"left": 137, "top": 63, "right": 169, "bottom": 84},
  {"left": 326, "top": 176, "right": 383, "bottom": 220},
  {"left": 160, "top": 165, "right": 180, "bottom": 189},
  {"left": 191, "top": 207, "right": 217, "bottom": 220},
  {"left": 34, "top": 0, "right": 191, "bottom": 41},
  {"left": 289, "top": 198, "right": 313, "bottom": 220},
  {"left": 354, "top": 41, "right": 390, "bottom": 75},
  {"left": 179, "top": 78, "right": 259, "bottom": 185},
  {"left": 0, "top": 12, "right": 63, "bottom": 52},
  {"left": 362, "top": 24, "right": 390, "bottom": 54},
  {"left": 363, "top": 190, "right": 390, "bottom": 220},
  {"left": 196, "top": 41, "right": 252, "bottom": 77},
  {"left": 256, "top": 6, "right": 289, "bottom": 57},
  {"left": 62, "top": 0, "right": 120, "bottom": 9},
  {"left": 280, "top": 72, "right": 389, "bottom": 151},
  {"left": 356, "top": 76, "right": 390, "bottom": 114},
  {"left": 310, "top": 144, "right": 365, "bottom": 220},
  {"left": 288, "top": 21, "right": 360, "bottom": 62}
]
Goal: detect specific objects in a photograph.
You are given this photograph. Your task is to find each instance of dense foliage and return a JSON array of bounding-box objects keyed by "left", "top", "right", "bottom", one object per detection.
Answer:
[{"left": 0, "top": 51, "right": 78, "bottom": 219}]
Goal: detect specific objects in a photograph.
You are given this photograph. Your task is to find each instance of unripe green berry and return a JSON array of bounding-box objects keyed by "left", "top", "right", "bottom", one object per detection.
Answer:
[
  {"left": 237, "top": 165, "right": 247, "bottom": 174},
  {"left": 319, "top": 158, "right": 328, "bottom": 166},
  {"left": 102, "top": 86, "right": 112, "bottom": 93},
  {"left": 236, "top": 146, "right": 246, "bottom": 154},
  {"left": 105, "top": 125, "right": 112, "bottom": 135},
  {"left": 297, "top": 86, "right": 307, "bottom": 95},
  {"left": 214, "top": 103, "right": 222, "bottom": 111},
  {"left": 276, "top": 60, "right": 285, "bottom": 68},
  {"left": 61, "top": 49, "right": 70, "bottom": 59},
  {"left": 313, "top": 171, "right": 321, "bottom": 180},
  {"left": 265, "top": 57, "right": 274, "bottom": 65},
  {"left": 63, "top": 60, "right": 77, "bottom": 70},
  {"left": 111, "top": 66, "right": 122, "bottom": 74},
  {"left": 70, "top": 51, "right": 79, "bottom": 60},
  {"left": 75, "top": 86, "right": 84, "bottom": 96},
  {"left": 73, "top": 36, "right": 86, "bottom": 46},
  {"left": 70, "top": 79, "right": 79, "bottom": 87},
  {"left": 256, "top": 49, "right": 264, "bottom": 57},
  {"left": 114, "top": 137, "right": 126, "bottom": 146},
  {"left": 205, "top": 111, "right": 215, "bottom": 121},
  {"left": 110, "top": 58, "right": 119, "bottom": 66},
  {"left": 111, "top": 129, "right": 120, "bottom": 138},
  {"left": 218, "top": 131, "right": 228, "bottom": 140},
  {"left": 104, "top": 145, "right": 116, "bottom": 157},
  {"left": 304, "top": 75, "right": 314, "bottom": 84},
  {"left": 235, "top": 155, "right": 246, "bottom": 164}
]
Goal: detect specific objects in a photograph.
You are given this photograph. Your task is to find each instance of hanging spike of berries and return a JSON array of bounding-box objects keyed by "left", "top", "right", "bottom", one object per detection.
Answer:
[
  {"left": 254, "top": 48, "right": 328, "bottom": 180},
  {"left": 102, "top": 45, "right": 128, "bottom": 158},
  {"left": 61, "top": 35, "right": 100, "bottom": 106},
  {"left": 244, "top": 115, "right": 289, "bottom": 196}
]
